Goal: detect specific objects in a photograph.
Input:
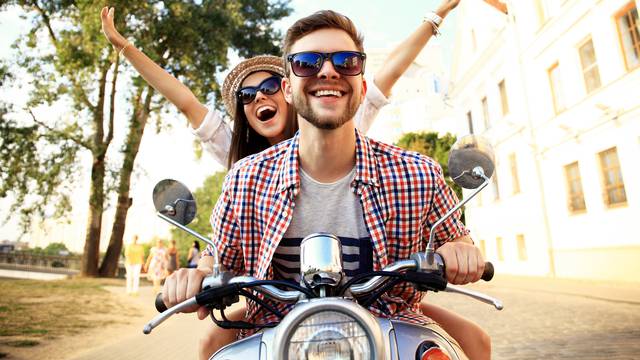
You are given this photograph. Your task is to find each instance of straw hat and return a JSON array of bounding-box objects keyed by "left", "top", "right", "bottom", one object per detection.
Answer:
[{"left": 221, "top": 55, "right": 285, "bottom": 119}]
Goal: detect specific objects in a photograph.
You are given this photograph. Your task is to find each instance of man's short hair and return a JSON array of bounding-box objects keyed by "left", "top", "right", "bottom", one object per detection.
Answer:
[{"left": 282, "top": 10, "right": 364, "bottom": 76}]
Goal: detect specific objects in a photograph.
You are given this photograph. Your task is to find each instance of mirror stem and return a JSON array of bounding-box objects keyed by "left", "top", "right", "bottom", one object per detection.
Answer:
[
  {"left": 157, "top": 212, "right": 221, "bottom": 276},
  {"left": 425, "top": 167, "right": 490, "bottom": 259}
]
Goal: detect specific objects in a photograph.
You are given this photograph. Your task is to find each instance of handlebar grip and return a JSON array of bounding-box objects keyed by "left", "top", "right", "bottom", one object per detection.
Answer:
[
  {"left": 481, "top": 262, "right": 494, "bottom": 281},
  {"left": 155, "top": 293, "right": 168, "bottom": 313}
]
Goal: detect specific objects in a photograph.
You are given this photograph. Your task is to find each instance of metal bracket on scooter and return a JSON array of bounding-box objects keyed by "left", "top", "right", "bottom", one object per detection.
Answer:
[
  {"left": 198, "top": 271, "right": 240, "bottom": 310},
  {"left": 409, "top": 252, "right": 447, "bottom": 292},
  {"left": 410, "top": 252, "right": 445, "bottom": 275}
]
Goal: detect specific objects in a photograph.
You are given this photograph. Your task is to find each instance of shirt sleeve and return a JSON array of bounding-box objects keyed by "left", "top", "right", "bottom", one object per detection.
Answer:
[
  {"left": 205, "top": 174, "right": 244, "bottom": 275},
  {"left": 190, "top": 109, "right": 233, "bottom": 167},
  {"left": 353, "top": 75, "right": 391, "bottom": 134},
  {"left": 423, "top": 163, "right": 470, "bottom": 248}
]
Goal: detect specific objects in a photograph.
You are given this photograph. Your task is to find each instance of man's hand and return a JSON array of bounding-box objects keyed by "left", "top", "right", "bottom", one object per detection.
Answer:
[
  {"left": 436, "top": 239, "right": 485, "bottom": 285},
  {"left": 100, "top": 7, "right": 128, "bottom": 51},
  {"left": 162, "top": 267, "right": 212, "bottom": 320}
]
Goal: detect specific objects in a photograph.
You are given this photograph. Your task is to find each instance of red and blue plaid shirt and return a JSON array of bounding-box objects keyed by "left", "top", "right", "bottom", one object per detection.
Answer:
[{"left": 206, "top": 129, "right": 468, "bottom": 336}]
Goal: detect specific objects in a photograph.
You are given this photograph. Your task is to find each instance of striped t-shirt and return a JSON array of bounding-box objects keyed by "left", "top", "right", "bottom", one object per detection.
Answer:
[{"left": 272, "top": 167, "right": 372, "bottom": 283}]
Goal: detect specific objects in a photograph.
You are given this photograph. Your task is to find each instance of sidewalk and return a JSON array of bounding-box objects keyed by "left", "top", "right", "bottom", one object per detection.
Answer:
[
  {"left": 69, "top": 285, "right": 211, "bottom": 360},
  {"left": 477, "top": 274, "right": 640, "bottom": 305}
]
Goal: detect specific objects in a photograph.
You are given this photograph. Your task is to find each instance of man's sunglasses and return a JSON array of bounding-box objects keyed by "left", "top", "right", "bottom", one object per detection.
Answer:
[
  {"left": 286, "top": 51, "right": 366, "bottom": 77},
  {"left": 236, "top": 75, "right": 282, "bottom": 105}
]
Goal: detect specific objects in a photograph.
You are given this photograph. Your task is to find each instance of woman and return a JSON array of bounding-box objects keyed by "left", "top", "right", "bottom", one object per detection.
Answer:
[
  {"left": 101, "top": 2, "right": 490, "bottom": 359},
  {"left": 166, "top": 239, "right": 179, "bottom": 275},
  {"left": 144, "top": 239, "right": 168, "bottom": 294},
  {"left": 187, "top": 241, "right": 201, "bottom": 268}
]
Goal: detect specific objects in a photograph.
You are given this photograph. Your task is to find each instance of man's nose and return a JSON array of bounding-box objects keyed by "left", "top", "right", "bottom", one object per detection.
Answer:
[{"left": 316, "top": 56, "right": 340, "bottom": 80}]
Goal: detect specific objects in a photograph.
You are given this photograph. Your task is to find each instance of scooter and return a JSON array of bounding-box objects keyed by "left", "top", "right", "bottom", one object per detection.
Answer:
[{"left": 143, "top": 135, "right": 503, "bottom": 360}]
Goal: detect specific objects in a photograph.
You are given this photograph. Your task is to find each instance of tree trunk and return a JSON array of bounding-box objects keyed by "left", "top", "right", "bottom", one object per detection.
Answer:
[
  {"left": 80, "top": 65, "right": 111, "bottom": 277},
  {"left": 99, "top": 87, "right": 154, "bottom": 277},
  {"left": 81, "top": 154, "right": 105, "bottom": 277}
]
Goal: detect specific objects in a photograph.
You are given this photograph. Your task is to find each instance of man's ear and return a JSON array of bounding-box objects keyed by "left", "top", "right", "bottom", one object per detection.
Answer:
[
  {"left": 282, "top": 77, "right": 293, "bottom": 104},
  {"left": 361, "top": 77, "right": 368, "bottom": 103}
]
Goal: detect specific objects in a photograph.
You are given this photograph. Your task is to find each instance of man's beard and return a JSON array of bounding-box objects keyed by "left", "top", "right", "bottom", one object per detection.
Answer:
[{"left": 292, "top": 81, "right": 360, "bottom": 130}]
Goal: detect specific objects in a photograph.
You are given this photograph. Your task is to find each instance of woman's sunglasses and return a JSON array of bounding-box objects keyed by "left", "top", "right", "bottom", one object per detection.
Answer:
[
  {"left": 236, "top": 76, "right": 282, "bottom": 105},
  {"left": 286, "top": 51, "right": 366, "bottom": 77}
]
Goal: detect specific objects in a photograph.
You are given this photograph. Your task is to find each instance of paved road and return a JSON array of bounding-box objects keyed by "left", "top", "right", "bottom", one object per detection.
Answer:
[
  {"left": 429, "top": 275, "right": 640, "bottom": 360},
  {"left": 76, "top": 275, "right": 640, "bottom": 359}
]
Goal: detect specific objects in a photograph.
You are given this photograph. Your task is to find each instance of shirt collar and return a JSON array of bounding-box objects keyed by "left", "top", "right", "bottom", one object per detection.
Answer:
[{"left": 277, "top": 128, "right": 380, "bottom": 193}]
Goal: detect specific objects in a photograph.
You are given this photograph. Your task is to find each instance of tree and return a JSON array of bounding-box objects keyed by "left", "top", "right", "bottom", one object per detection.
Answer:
[
  {"left": 1, "top": 1, "right": 118, "bottom": 277},
  {"left": 0, "top": 0, "right": 291, "bottom": 277},
  {"left": 395, "top": 132, "right": 465, "bottom": 220},
  {"left": 169, "top": 172, "right": 226, "bottom": 265}
]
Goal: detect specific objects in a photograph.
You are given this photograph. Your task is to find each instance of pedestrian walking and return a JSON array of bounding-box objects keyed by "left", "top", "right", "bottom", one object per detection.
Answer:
[
  {"left": 186, "top": 241, "right": 201, "bottom": 268},
  {"left": 144, "top": 239, "right": 168, "bottom": 294},
  {"left": 167, "top": 239, "right": 179, "bottom": 275},
  {"left": 124, "top": 235, "right": 144, "bottom": 296}
]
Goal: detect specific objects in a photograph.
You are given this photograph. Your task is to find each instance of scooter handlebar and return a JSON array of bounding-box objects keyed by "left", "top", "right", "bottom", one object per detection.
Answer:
[{"left": 481, "top": 261, "right": 494, "bottom": 282}]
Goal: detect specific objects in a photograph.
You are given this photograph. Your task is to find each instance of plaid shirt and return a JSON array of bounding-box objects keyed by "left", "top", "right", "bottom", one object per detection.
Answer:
[{"left": 206, "top": 129, "right": 468, "bottom": 336}]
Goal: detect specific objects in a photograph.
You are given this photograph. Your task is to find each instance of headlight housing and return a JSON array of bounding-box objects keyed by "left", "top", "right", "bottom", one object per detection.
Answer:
[
  {"left": 273, "top": 299, "right": 384, "bottom": 360},
  {"left": 286, "top": 311, "right": 372, "bottom": 360}
]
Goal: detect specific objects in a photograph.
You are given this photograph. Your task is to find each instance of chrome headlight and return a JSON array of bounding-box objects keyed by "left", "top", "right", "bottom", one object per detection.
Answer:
[
  {"left": 272, "top": 298, "right": 384, "bottom": 360},
  {"left": 285, "top": 310, "right": 372, "bottom": 360}
]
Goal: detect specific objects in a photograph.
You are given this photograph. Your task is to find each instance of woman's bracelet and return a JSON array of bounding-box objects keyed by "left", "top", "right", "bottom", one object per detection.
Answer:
[
  {"left": 423, "top": 11, "right": 443, "bottom": 37},
  {"left": 119, "top": 41, "right": 132, "bottom": 57}
]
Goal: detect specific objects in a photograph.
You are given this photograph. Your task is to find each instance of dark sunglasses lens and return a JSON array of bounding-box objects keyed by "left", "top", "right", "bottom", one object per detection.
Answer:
[
  {"left": 238, "top": 88, "right": 257, "bottom": 104},
  {"left": 332, "top": 52, "right": 363, "bottom": 76},
  {"left": 291, "top": 53, "right": 323, "bottom": 77},
  {"left": 260, "top": 77, "right": 281, "bottom": 95}
]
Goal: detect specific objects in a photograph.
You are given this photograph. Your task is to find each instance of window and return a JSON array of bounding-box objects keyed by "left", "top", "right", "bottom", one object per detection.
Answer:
[
  {"left": 615, "top": 2, "right": 640, "bottom": 70},
  {"left": 481, "top": 96, "right": 490, "bottom": 130},
  {"left": 535, "top": 0, "right": 547, "bottom": 27},
  {"left": 509, "top": 153, "right": 520, "bottom": 194},
  {"left": 496, "top": 237, "right": 504, "bottom": 261},
  {"left": 467, "top": 111, "right": 474, "bottom": 134},
  {"left": 498, "top": 79, "right": 509, "bottom": 115},
  {"left": 548, "top": 62, "right": 565, "bottom": 114},
  {"left": 471, "top": 29, "right": 478, "bottom": 53},
  {"left": 598, "top": 147, "right": 627, "bottom": 206},
  {"left": 516, "top": 234, "right": 527, "bottom": 261},
  {"left": 492, "top": 169, "right": 500, "bottom": 201},
  {"left": 479, "top": 240, "right": 486, "bottom": 258},
  {"left": 578, "top": 38, "right": 602, "bottom": 93},
  {"left": 564, "top": 162, "right": 586, "bottom": 212}
]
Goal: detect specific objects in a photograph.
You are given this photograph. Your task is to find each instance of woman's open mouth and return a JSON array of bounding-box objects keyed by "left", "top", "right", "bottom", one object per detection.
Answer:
[{"left": 256, "top": 106, "right": 277, "bottom": 122}]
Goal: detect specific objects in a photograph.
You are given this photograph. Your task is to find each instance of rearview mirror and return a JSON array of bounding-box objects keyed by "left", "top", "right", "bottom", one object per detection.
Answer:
[
  {"left": 448, "top": 135, "right": 495, "bottom": 189},
  {"left": 152, "top": 179, "right": 197, "bottom": 226}
]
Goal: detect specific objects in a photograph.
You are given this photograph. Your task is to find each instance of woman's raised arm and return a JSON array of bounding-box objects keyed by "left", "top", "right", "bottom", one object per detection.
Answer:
[
  {"left": 373, "top": 0, "right": 461, "bottom": 97},
  {"left": 100, "top": 7, "right": 208, "bottom": 128}
]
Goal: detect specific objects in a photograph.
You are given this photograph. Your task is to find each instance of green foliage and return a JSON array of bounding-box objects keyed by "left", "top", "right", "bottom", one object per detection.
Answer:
[
  {"left": 0, "top": 106, "right": 81, "bottom": 231},
  {"left": 0, "top": 0, "right": 292, "bottom": 237},
  {"left": 170, "top": 172, "right": 226, "bottom": 265},
  {"left": 43, "top": 242, "right": 70, "bottom": 254},
  {"left": 395, "top": 132, "right": 465, "bottom": 221}
]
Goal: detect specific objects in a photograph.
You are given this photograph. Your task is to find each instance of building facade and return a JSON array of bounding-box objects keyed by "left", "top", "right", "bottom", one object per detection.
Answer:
[{"left": 443, "top": 0, "right": 640, "bottom": 282}]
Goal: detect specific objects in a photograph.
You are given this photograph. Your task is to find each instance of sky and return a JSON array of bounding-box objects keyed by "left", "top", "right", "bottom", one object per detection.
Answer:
[{"left": 0, "top": 0, "right": 460, "bottom": 250}]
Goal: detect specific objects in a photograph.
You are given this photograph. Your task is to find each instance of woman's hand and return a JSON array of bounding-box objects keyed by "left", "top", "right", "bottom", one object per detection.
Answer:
[
  {"left": 436, "top": 0, "right": 462, "bottom": 17},
  {"left": 100, "top": 6, "right": 128, "bottom": 51}
]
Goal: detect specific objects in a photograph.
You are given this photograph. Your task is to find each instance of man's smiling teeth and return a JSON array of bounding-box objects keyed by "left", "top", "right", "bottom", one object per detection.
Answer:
[{"left": 313, "top": 90, "right": 342, "bottom": 97}]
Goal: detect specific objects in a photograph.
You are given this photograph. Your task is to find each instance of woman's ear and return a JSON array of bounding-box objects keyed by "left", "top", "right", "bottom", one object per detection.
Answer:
[{"left": 282, "top": 77, "right": 293, "bottom": 104}]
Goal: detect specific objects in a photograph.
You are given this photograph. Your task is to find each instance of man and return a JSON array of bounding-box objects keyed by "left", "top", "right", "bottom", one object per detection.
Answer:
[{"left": 164, "top": 10, "right": 489, "bottom": 359}]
